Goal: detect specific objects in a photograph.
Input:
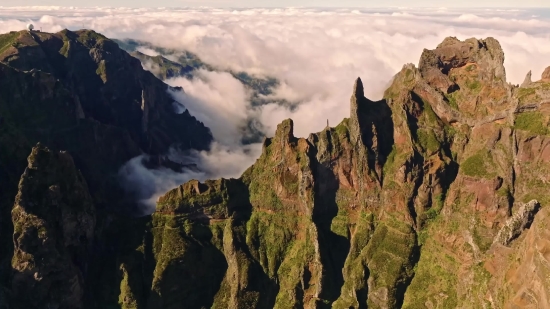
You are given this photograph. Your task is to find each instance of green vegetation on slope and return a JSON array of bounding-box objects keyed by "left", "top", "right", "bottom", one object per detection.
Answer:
[
  {"left": 516, "top": 87, "right": 540, "bottom": 105},
  {"left": 4, "top": 32, "right": 550, "bottom": 309},
  {"left": 0, "top": 31, "right": 19, "bottom": 54},
  {"left": 514, "top": 111, "right": 550, "bottom": 136},
  {"left": 461, "top": 150, "right": 497, "bottom": 178},
  {"left": 417, "top": 128, "right": 440, "bottom": 154}
]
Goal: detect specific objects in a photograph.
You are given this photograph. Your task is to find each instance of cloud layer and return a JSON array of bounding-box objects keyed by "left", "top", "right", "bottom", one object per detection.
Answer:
[
  {"left": 2, "top": 7, "right": 549, "bottom": 210},
  {"left": 2, "top": 7, "right": 549, "bottom": 136}
]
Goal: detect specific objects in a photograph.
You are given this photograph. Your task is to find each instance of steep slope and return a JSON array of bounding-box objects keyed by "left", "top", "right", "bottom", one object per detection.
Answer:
[
  {"left": 0, "top": 29, "right": 212, "bottom": 154},
  {"left": 11, "top": 144, "right": 95, "bottom": 309},
  {"left": 114, "top": 36, "right": 550, "bottom": 309},
  {"left": 0, "top": 29, "right": 213, "bottom": 309},
  {"left": 400, "top": 38, "right": 550, "bottom": 309},
  {"left": 3, "top": 32, "right": 550, "bottom": 308},
  {"left": 122, "top": 40, "right": 288, "bottom": 144},
  {"left": 0, "top": 61, "right": 140, "bottom": 305}
]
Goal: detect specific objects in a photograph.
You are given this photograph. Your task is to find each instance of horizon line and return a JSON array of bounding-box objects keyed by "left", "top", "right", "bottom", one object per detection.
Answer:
[{"left": 1, "top": 5, "right": 549, "bottom": 9}]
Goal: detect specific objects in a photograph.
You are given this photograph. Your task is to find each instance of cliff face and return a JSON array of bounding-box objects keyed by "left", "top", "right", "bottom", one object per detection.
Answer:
[
  {"left": 11, "top": 144, "right": 95, "bottom": 309},
  {"left": 0, "top": 29, "right": 212, "bottom": 154},
  {"left": 0, "top": 29, "right": 213, "bottom": 309},
  {"left": 113, "top": 36, "right": 550, "bottom": 309},
  {"left": 2, "top": 31, "right": 550, "bottom": 309},
  {"left": 125, "top": 43, "right": 282, "bottom": 144}
]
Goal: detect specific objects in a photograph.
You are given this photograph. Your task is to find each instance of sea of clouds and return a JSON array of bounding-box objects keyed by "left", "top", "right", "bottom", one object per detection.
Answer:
[{"left": 1, "top": 6, "right": 549, "bottom": 212}]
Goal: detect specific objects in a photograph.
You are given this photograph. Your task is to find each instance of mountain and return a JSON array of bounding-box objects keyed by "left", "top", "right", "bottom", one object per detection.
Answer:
[
  {"left": 116, "top": 38, "right": 280, "bottom": 101},
  {"left": 117, "top": 39, "right": 292, "bottom": 144},
  {"left": 1, "top": 31, "right": 550, "bottom": 309},
  {"left": 0, "top": 29, "right": 212, "bottom": 308},
  {"left": 111, "top": 37, "right": 550, "bottom": 309}
]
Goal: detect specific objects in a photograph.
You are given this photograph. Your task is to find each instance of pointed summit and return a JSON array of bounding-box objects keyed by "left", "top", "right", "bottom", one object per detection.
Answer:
[
  {"left": 353, "top": 77, "right": 364, "bottom": 98},
  {"left": 349, "top": 77, "right": 365, "bottom": 144},
  {"left": 274, "top": 118, "right": 295, "bottom": 143},
  {"left": 521, "top": 70, "right": 532, "bottom": 87}
]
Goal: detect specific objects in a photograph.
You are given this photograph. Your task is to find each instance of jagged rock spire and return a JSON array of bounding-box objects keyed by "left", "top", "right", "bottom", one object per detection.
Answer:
[
  {"left": 274, "top": 118, "right": 295, "bottom": 143},
  {"left": 353, "top": 77, "right": 364, "bottom": 98},
  {"left": 350, "top": 77, "right": 365, "bottom": 116},
  {"left": 521, "top": 70, "right": 532, "bottom": 87},
  {"left": 349, "top": 77, "right": 365, "bottom": 145}
]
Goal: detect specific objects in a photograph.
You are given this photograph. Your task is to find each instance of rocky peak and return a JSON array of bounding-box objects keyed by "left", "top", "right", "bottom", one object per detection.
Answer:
[
  {"left": 0, "top": 29, "right": 213, "bottom": 155},
  {"left": 274, "top": 118, "right": 296, "bottom": 144},
  {"left": 419, "top": 36, "right": 506, "bottom": 94},
  {"left": 11, "top": 144, "right": 95, "bottom": 309},
  {"left": 542, "top": 66, "right": 550, "bottom": 81},
  {"left": 521, "top": 70, "right": 533, "bottom": 87},
  {"left": 435, "top": 37, "right": 504, "bottom": 77},
  {"left": 413, "top": 36, "right": 513, "bottom": 120},
  {"left": 353, "top": 76, "right": 364, "bottom": 98}
]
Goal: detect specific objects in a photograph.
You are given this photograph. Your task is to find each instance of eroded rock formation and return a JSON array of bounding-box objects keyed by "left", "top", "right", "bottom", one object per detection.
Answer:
[{"left": 2, "top": 32, "right": 550, "bottom": 309}]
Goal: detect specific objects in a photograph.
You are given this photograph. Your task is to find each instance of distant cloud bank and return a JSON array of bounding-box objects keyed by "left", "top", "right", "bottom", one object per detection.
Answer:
[{"left": 1, "top": 7, "right": 549, "bottom": 209}]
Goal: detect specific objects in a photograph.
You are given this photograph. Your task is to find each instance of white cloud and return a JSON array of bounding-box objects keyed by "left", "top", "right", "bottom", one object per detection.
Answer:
[
  {"left": 136, "top": 46, "right": 160, "bottom": 56},
  {"left": 2, "top": 7, "right": 549, "bottom": 211},
  {"left": 118, "top": 154, "right": 206, "bottom": 214},
  {"left": 166, "top": 70, "right": 251, "bottom": 145},
  {"left": 117, "top": 142, "right": 262, "bottom": 213}
]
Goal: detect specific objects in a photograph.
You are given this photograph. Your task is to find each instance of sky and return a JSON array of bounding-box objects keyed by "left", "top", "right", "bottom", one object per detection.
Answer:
[
  {"left": 1, "top": 6, "right": 549, "bottom": 211},
  {"left": 1, "top": 0, "right": 549, "bottom": 7}
]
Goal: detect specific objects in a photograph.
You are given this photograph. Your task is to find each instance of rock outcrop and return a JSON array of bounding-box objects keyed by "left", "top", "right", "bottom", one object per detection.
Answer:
[
  {"left": 11, "top": 144, "right": 95, "bottom": 309},
  {"left": 3, "top": 33, "right": 550, "bottom": 309},
  {"left": 542, "top": 66, "right": 550, "bottom": 80},
  {"left": 0, "top": 29, "right": 213, "bottom": 309},
  {"left": 493, "top": 200, "right": 540, "bottom": 246}
]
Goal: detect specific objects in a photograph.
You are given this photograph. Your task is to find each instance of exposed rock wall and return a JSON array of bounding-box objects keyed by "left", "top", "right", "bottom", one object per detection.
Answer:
[
  {"left": 133, "top": 37, "right": 550, "bottom": 309},
  {"left": 3, "top": 32, "right": 550, "bottom": 308},
  {"left": 0, "top": 29, "right": 213, "bottom": 309},
  {"left": 0, "top": 29, "right": 212, "bottom": 155},
  {"left": 11, "top": 144, "right": 96, "bottom": 309}
]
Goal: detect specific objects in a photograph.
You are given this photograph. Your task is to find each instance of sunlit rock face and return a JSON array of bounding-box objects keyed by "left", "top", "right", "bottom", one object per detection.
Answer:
[{"left": 3, "top": 31, "right": 550, "bottom": 309}]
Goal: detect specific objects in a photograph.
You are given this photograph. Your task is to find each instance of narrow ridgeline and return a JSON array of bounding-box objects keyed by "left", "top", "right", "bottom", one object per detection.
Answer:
[
  {"left": 100, "top": 37, "right": 550, "bottom": 308},
  {"left": 3, "top": 32, "right": 550, "bottom": 309}
]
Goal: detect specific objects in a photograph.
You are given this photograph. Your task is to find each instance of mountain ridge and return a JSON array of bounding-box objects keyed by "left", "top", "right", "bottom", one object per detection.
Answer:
[
  {"left": 0, "top": 28, "right": 213, "bottom": 309},
  {"left": 138, "top": 35, "right": 550, "bottom": 308},
  {"left": 1, "top": 30, "right": 550, "bottom": 308}
]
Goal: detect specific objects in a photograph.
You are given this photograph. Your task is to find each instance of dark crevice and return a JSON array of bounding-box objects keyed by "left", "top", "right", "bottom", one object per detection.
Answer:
[
  {"left": 355, "top": 97, "right": 394, "bottom": 185},
  {"left": 355, "top": 267, "right": 370, "bottom": 309},
  {"left": 309, "top": 132, "right": 349, "bottom": 304},
  {"left": 395, "top": 236, "right": 422, "bottom": 308}
]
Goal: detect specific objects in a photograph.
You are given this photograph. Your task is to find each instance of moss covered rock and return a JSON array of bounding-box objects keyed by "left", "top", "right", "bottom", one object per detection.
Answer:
[
  {"left": 11, "top": 144, "right": 95, "bottom": 309},
  {"left": 4, "top": 33, "right": 550, "bottom": 309}
]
